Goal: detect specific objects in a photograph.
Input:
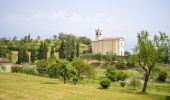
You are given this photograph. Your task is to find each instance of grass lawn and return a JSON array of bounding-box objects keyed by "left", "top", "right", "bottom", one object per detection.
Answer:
[{"left": 0, "top": 72, "right": 168, "bottom": 100}]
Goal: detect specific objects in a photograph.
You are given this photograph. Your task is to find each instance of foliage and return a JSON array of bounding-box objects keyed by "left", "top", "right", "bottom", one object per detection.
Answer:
[
  {"left": 59, "top": 39, "right": 65, "bottom": 59},
  {"left": 105, "top": 52, "right": 116, "bottom": 62},
  {"left": 72, "top": 75, "right": 79, "bottom": 85},
  {"left": 157, "top": 71, "right": 167, "bottom": 82},
  {"left": 100, "top": 78, "right": 111, "bottom": 89},
  {"left": 11, "top": 66, "right": 23, "bottom": 73},
  {"left": 72, "top": 57, "right": 95, "bottom": 79},
  {"left": 154, "top": 32, "right": 170, "bottom": 64},
  {"left": 47, "top": 63, "right": 58, "bottom": 78},
  {"left": 36, "top": 59, "right": 49, "bottom": 74},
  {"left": 133, "top": 31, "right": 169, "bottom": 93},
  {"left": 0, "top": 64, "right": 6, "bottom": 71},
  {"left": 78, "top": 36, "right": 91, "bottom": 45},
  {"left": 124, "top": 51, "right": 131, "bottom": 56},
  {"left": 106, "top": 66, "right": 117, "bottom": 81},
  {"left": 116, "top": 57, "right": 126, "bottom": 69},
  {"left": 116, "top": 71, "right": 128, "bottom": 81},
  {"left": 22, "top": 65, "right": 38, "bottom": 75},
  {"left": 120, "top": 82, "right": 126, "bottom": 89},
  {"left": 37, "top": 42, "right": 48, "bottom": 60},
  {"left": 22, "top": 49, "right": 29, "bottom": 62},
  {"left": 50, "top": 46, "right": 55, "bottom": 59},
  {"left": 129, "top": 72, "right": 141, "bottom": 90},
  {"left": 76, "top": 41, "right": 80, "bottom": 57},
  {"left": 56, "top": 59, "right": 73, "bottom": 84},
  {"left": 30, "top": 47, "right": 36, "bottom": 63}
]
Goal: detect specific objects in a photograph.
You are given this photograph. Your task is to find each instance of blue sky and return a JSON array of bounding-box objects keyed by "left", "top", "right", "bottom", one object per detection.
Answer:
[{"left": 0, "top": 0, "right": 170, "bottom": 52}]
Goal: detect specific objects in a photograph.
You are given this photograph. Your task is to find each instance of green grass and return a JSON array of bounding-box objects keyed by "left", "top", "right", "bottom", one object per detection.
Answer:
[{"left": 0, "top": 72, "right": 168, "bottom": 100}]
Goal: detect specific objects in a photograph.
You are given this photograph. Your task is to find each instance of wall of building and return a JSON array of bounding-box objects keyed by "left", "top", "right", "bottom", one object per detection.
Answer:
[{"left": 92, "top": 38, "right": 124, "bottom": 56}]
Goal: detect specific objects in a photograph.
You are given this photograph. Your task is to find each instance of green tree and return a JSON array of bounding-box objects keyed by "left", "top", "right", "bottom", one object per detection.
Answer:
[
  {"left": 70, "top": 40, "right": 76, "bottom": 61},
  {"left": 59, "top": 39, "right": 65, "bottom": 59},
  {"left": 57, "top": 59, "right": 73, "bottom": 84},
  {"left": 154, "top": 32, "right": 170, "bottom": 64},
  {"left": 78, "top": 36, "right": 91, "bottom": 45},
  {"left": 30, "top": 47, "right": 36, "bottom": 63},
  {"left": 37, "top": 42, "right": 48, "bottom": 60},
  {"left": 22, "top": 49, "right": 29, "bottom": 63},
  {"left": 17, "top": 47, "right": 23, "bottom": 64},
  {"left": 50, "top": 46, "right": 55, "bottom": 59},
  {"left": 76, "top": 41, "right": 80, "bottom": 57},
  {"left": 36, "top": 59, "right": 49, "bottom": 74},
  {"left": 72, "top": 57, "right": 95, "bottom": 78},
  {"left": 134, "top": 31, "right": 169, "bottom": 93}
]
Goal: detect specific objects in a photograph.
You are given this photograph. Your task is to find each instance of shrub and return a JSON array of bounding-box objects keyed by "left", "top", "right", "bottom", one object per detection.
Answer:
[
  {"left": 100, "top": 78, "right": 111, "bottom": 89},
  {"left": 72, "top": 75, "right": 79, "bottom": 85},
  {"left": 120, "top": 82, "right": 126, "bottom": 89},
  {"left": 106, "top": 66, "right": 117, "bottom": 81},
  {"left": 157, "top": 71, "right": 167, "bottom": 82},
  {"left": 47, "top": 64, "right": 58, "bottom": 78},
  {"left": 106, "top": 67, "right": 128, "bottom": 81},
  {"left": 11, "top": 66, "right": 23, "bottom": 73},
  {"left": 116, "top": 58, "right": 126, "bottom": 69},
  {"left": 22, "top": 65, "right": 38, "bottom": 75},
  {"left": 116, "top": 71, "right": 128, "bottom": 81},
  {"left": 129, "top": 72, "right": 141, "bottom": 89}
]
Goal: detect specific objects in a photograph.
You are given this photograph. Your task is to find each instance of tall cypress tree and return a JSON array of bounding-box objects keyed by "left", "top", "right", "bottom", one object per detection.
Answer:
[
  {"left": 43, "top": 43, "right": 48, "bottom": 60},
  {"left": 30, "top": 47, "right": 36, "bottom": 63},
  {"left": 50, "top": 45, "right": 55, "bottom": 58},
  {"left": 59, "top": 39, "right": 65, "bottom": 59},
  {"left": 17, "top": 47, "right": 23, "bottom": 64},
  {"left": 22, "top": 49, "right": 29, "bottom": 62},
  {"left": 76, "top": 41, "right": 80, "bottom": 57},
  {"left": 37, "top": 42, "right": 44, "bottom": 60},
  {"left": 71, "top": 40, "right": 75, "bottom": 61}
]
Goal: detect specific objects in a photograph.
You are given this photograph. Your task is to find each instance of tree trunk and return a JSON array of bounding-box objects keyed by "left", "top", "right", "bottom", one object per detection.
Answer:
[
  {"left": 64, "top": 76, "right": 66, "bottom": 84},
  {"left": 142, "top": 73, "right": 149, "bottom": 93}
]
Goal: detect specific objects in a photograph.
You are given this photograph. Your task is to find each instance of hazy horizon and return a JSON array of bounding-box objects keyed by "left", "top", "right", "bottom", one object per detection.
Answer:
[{"left": 0, "top": 0, "right": 170, "bottom": 52}]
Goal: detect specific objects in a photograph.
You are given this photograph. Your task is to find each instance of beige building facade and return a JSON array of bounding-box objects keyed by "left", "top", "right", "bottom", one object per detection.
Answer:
[{"left": 92, "top": 28, "right": 124, "bottom": 56}]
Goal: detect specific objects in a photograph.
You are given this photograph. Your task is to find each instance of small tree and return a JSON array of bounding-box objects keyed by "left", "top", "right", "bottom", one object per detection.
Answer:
[
  {"left": 57, "top": 60, "right": 73, "bottom": 84},
  {"left": 129, "top": 72, "right": 141, "bottom": 90},
  {"left": 100, "top": 78, "right": 111, "bottom": 89},
  {"left": 72, "top": 75, "right": 79, "bottom": 85},
  {"left": 106, "top": 66, "right": 117, "bottom": 81},
  {"left": 72, "top": 57, "right": 95, "bottom": 79},
  {"left": 36, "top": 59, "right": 49, "bottom": 74},
  {"left": 157, "top": 71, "right": 167, "bottom": 82},
  {"left": 120, "top": 82, "right": 126, "bottom": 90}
]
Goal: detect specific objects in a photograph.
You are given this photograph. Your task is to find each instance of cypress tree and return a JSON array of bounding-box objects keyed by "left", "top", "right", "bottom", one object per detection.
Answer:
[
  {"left": 76, "top": 41, "right": 80, "bottom": 57},
  {"left": 59, "top": 39, "right": 65, "bottom": 59},
  {"left": 37, "top": 42, "right": 44, "bottom": 60},
  {"left": 22, "top": 49, "right": 29, "bottom": 62},
  {"left": 17, "top": 47, "right": 23, "bottom": 64},
  {"left": 50, "top": 46, "right": 55, "bottom": 58},
  {"left": 43, "top": 43, "right": 48, "bottom": 60},
  {"left": 71, "top": 40, "right": 76, "bottom": 61},
  {"left": 30, "top": 48, "right": 36, "bottom": 63}
]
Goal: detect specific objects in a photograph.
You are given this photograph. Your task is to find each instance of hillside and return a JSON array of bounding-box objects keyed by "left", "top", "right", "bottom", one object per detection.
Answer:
[{"left": 0, "top": 72, "right": 167, "bottom": 100}]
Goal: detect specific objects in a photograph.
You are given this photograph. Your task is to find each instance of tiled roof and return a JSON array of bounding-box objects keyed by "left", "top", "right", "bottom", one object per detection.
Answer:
[{"left": 0, "top": 57, "right": 11, "bottom": 63}]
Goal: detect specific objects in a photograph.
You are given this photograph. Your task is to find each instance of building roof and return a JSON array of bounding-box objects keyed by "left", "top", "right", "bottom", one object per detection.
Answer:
[
  {"left": 0, "top": 57, "right": 11, "bottom": 63},
  {"left": 92, "top": 36, "right": 124, "bottom": 42}
]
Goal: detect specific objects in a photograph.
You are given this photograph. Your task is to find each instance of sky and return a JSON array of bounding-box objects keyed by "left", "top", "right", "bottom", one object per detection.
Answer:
[{"left": 0, "top": 0, "right": 170, "bottom": 52}]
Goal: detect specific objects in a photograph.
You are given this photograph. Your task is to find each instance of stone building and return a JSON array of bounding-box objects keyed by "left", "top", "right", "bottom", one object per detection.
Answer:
[{"left": 92, "top": 28, "right": 124, "bottom": 56}]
